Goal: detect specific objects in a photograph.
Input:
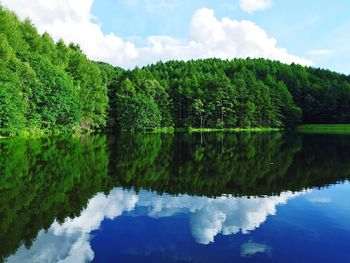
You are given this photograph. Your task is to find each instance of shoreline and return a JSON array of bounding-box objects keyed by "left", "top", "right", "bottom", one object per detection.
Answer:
[
  {"left": 136, "top": 127, "right": 282, "bottom": 133},
  {"left": 297, "top": 124, "right": 350, "bottom": 134},
  {"left": 4, "top": 124, "right": 350, "bottom": 139}
]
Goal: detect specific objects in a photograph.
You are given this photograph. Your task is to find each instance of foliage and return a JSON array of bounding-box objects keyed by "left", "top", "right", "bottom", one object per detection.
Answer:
[
  {"left": 0, "top": 7, "right": 111, "bottom": 135},
  {"left": 1, "top": 6, "right": 350, "bottom": 133},
  {"left": 107, "top": 59, "right": 350, "bottom": 131},
  {"left": 114, "top": 94, "right": 161, "bottom": 131}
]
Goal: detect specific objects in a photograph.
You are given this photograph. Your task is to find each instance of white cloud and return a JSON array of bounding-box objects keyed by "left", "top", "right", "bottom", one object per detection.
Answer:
[
  {"left": 239, "top": 0, "right": 272, "bottom": 13},
  {"left": 1, "top": 0, "right": 139, "bottom": 67},
  {"left": 133, "top": 8, "right": 312, "bottom": 67},
  {"left": 2, "top": 1, "right": 311, "bottom": 68},
  {"left": 307, "top": 49, "right": 331, "bottom": 56}
]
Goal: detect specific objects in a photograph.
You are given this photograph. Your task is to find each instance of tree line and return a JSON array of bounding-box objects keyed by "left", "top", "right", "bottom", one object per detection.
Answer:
[
  {"left": 1, "top": 6, "right": 350, "bottom": 134},
  {"left": 109, "top": 59, "right": 350, "bottom": 131}
]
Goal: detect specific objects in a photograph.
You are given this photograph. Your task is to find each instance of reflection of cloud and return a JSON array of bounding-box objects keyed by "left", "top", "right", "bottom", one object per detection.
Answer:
[
  {"left": 5, "top": 230, "right": 94, "bottom": 263},
  {"left": 6, "top": 189, "right": 138, "bottom": 263},
  {"left": 189, "top": 193, "right": 298, "bottom": 244},
  {"left": 6, "top": 189, "right": 301, "bottom": 262},
  {"left": 51, "top": 189, "right": 138, "bottom": 235},
  {"left": 240, "top": 241, "right": 271, "bottom": 257},
  {"left": 135, "top": 191, "right": 300, "bottom": 244},
  {"left": 136, "top": 191, "right": 300, "bottom": 244}
]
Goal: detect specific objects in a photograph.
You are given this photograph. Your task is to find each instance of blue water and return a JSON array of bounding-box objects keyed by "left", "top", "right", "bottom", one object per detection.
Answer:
[
  {"left": 90, "top": 183, "right": 350, "bottom": 263},
  {"left": 2, "top": 133, "right": 350, "bottom": 262},
  {"left": 7, "top": 183, "right": 350, "bottom": 263}
]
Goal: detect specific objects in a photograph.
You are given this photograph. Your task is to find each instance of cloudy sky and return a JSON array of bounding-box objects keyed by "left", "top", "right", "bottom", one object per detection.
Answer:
[{"left": 2, "top": 0, "right": 350, "bottom": 73}]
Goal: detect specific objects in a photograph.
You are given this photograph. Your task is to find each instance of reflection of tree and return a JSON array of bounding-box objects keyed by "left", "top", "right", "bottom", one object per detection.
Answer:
[
  {"left": 111, "top": 132, "right": 302, "bottom": 196},
  {"left": 110, "top": 132, "right": 350, "bottom": 196},
  {"left": 287, "top": 134, "right": 350, "bottom": 189},
  {"left": 0, "top": 136, "right": 110, "bottom": 262},
  {"left": 1, "top": 132, "right": 350, "bottom": 260}
]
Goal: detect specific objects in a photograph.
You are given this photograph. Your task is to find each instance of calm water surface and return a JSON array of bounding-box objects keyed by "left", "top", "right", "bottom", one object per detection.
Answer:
[{"left": 1, "top": 132, "right": 350, "bottom": 263}]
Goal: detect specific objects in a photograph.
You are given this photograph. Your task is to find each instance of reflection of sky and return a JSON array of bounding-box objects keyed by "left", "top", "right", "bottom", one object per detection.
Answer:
[
  {"left": 240, "top": 241, "right": 271, "bottom": 257},
  {"left": 6, "top": 183, "right": 350, "bottom": 263}
]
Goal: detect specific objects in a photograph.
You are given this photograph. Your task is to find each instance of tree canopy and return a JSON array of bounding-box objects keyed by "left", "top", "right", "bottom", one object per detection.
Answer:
[
  {"left": 106, "top": 59, "right": 350, "bottom": 131},
  {"left": 1, "top": 6, "right": 350, "bottom": 134},
  {"left": 0, "top": 7, "right": 116, "bottom": 135}
]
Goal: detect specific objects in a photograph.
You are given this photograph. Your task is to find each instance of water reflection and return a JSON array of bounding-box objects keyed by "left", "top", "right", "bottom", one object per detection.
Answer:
[
  {"left": 240, "top": 241, "right": 271, "bottom": 258},
  {"left": 6, "top": 189, "right": 138, "bottom": 263},
  {"left": 6, "top": 188, "right": 302, "bottom": 262},
  {"left": 1, "top": 132, "right": 350, "bottom": 262}
]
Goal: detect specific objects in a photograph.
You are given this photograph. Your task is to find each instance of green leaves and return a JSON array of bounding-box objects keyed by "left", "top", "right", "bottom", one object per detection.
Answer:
[
  {"left": 1, "top": 5, "right": 350, "bottom": 134},
  {"left": 0, "top": 7, "right": 108, "bottom": 135},
  {"left": 0, "top": 83, "right": 26, "bottom": 134},
  {"left": 115, "top": 94, "right": 161, "bottom": 131}
]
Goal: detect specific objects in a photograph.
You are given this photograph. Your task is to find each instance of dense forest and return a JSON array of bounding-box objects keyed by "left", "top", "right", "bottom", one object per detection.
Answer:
[
  {"left": 1, "top": 6, "right": 350, "bottom": 134},
  {"left": 0, "top": 7, "right": 113, "bottom": 135}
]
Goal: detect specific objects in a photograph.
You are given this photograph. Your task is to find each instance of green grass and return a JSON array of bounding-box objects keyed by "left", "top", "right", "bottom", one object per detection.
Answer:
[
  {"left": 150, "top": 127, "right": 175, "bottom": 133},
  {"left": 298, "top": 124, "right": 350, "bottom": 134},
  {"left": 183, "top": 127, "right": 281, "bottom": 133},
  {"left": 147, "top": 127, "right": 282, "bottom": 134},
  {"left": 1, "top": 126, "right": 281, "bottom": 137},
  {"left": 143, "top": 127, "right": 283, "bottom": 133},
  {"left": 0, "top": 126, "right": 86, "bottom": 139}
]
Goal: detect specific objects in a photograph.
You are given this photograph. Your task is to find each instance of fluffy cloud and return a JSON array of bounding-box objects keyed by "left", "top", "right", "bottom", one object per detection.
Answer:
[
  {"left": 2, "top": 1, "right": 311, "bottom": 68},
  {"left": 239, "top": 0, "right": 272, "bottom": 13},
  {"left": 1, "top": 0, "right": 138, "bottom": 67},
  {"left": 6, "top": 188, "right": 302, "bottom": 262},
  {"left": 133, "top": 8, "right": 312, "bottom": 67}
]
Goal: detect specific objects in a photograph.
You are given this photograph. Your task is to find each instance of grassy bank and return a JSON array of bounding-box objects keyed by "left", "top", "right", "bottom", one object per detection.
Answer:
[
  {"left": 188, "top": 127, "right": 281, "bottom": 133},
  {"left": 150, "top": 127, "right": 281, "bottom": 133},
  {"left": 298, "top": 124, "right": 350, "bottom": 134},
  {"left": 150, "top": 127, "right": 176, "bottom": 133},
  {"left": 0, "top": 126, "right": 90, "bottom": 140}
]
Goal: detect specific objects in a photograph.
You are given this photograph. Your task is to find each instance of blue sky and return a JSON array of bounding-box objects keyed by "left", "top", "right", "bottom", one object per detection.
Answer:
[
  {"left": 3, "top": 0, "right": 350, "bottom": 73},
  {"left": 91, "top": 0, "right": 350, "bottom": 72}
]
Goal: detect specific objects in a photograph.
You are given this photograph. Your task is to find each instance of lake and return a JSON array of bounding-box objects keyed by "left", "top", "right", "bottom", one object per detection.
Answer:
[{"left": 1, "top": 132, "right": 350, "bottom": 263}]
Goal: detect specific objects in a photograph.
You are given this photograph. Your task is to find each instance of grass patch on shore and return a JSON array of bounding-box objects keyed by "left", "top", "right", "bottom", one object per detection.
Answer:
[
  {"left": 150, "top": 127, "right": 175, "bottom": 133},
  {"left": 139, "top": 127, "right": 283, "bottom": 134},
  {"left": 0, "top": 126, "right": 88, "bottom": 140},
  {"left": 188, "top": 127, "right": 281, "bottom": 133},
  {"left": 298, "top": 124, "right": 350, "bottom": 134}
]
